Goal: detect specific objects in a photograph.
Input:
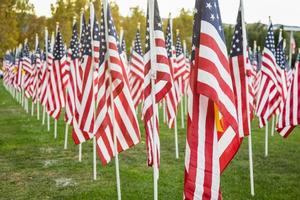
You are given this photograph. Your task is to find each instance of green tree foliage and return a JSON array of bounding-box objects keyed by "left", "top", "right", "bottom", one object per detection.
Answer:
[{"left": 1, "top": 0, "right": 300, "bottom": 62}]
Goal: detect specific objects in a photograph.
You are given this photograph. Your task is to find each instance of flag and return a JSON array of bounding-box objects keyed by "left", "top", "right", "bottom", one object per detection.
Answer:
[
  {"left": 164, "top": 16, "right": 179, "bottom": 128},
  {"left": 47, "top": 28, "right": 66, "bottom": 119},
  {"left": 129, "top": 25, "right": 145, "bottom": 109},
  {"left": 275, "top": 30, "right": 288, "bottom": 108},
  {"left": 142, "top": 0, "right": 172, "bottom": 167},
  {"left": 276, "top": 57, "right": 300, "bottom": 137},
  {"left": 184, "top": 0, "right": 240, "bottom": 199},
  {"left": 22, "top": 42, "right": 33, "bottom": 98},
  {"left": 94, "top": 3, "right": 141, "bottom": 165},
  {"left": 255, "top": 22, "right": 281, "bottom": 127},
  {"left": 39, "top": 37, "right": 52, "bottom": 108},
  {"left": 31, "top": 42, "right": 42, "bottom": 104},
  {"left": 71, "top": 14, "right": 94, "bottom": 144},
  {"left": 175, "top": 31, "right": 187, "bottom": 98},
  {"left": 229, "top": 4, "right": 251, "bottom": 137},
  {"left": 65, "top": 23, "right": 80, "bottom": 126}
]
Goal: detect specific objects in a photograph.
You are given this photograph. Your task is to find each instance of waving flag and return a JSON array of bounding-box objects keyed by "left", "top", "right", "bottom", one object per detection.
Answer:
[
  {"left": 164, "top": 16, "right": 179, "bottom": 128},
  {"left": 129, "top": 24, "right": 145, "bottom": 109},
  {"left": 39, "top": 36, "right": 52, "bottom": 108},
  {"left": 71, "top": 15, "right": 94, "bottom": 145},
  {"left": 256, "top": 22, "right": 281, "bottom": 127},
  {"left": 47, "top": 28, "right": 66, "bottom": 119},
  {"left": 65, "top": 23, "right": 80, "bottom": 126},
  {"left": 229, "top": 4, "right": 250, "bottom": 137},
  {"left": 175, "top": 31, "right": 187, "bottom": 98},
  {"left": 31, "top": 41, "right": 42, "bottom": 104},
  {"left": 184, "top": 0, "right": 240, "bottom": 199},
  {"left": 22, "top": 42, "right": 33, "bottom": 98},
  {"left": 277, "top": 58, "right": 300, "bottom": 137},
  {"left": 143, "top": 0, "right": 172, "bottom": 167},
  {"left": 94, "top": 3, "right": 140, "bottom": 165}
]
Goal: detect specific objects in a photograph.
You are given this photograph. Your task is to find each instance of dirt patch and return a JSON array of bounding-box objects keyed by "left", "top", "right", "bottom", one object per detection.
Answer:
[{"left": 55, "top": 178, "right": 77, "bottom": 187}]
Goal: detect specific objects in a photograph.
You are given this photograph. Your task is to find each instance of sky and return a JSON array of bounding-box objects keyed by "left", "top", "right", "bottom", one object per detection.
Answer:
[{"left": 30, "top": 0, "right": 300, "bottom": 26}]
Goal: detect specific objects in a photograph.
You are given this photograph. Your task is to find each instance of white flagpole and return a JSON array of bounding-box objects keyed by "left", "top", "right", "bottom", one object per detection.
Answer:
[
  {"left": 31, "top": 102, "right": 35, "bottom": 116},
  {"left": 54, "top": 119, "right": 57, "bottom": 139},
  {"left": 42, "top": 106, "right": 46, "bottom": 125},
  {"left": 174, "top": 118, "right": 179, "bottom": 159},
  {"left": 64, "top": 123, "right": 68, "bottom": 149},
  {"left": 271, "top": 115, "right": 275, "bottom": 136},
  {"left": 79, "top": 144, "right": 82, "bottom": 162},
  {"left": 47, "top": 113, "right": 50, "bottom": 132},
  {"left": 265, "top": 121, "right": 268, "bottom": 157},
  {"left": 104, "top": 1, "right": 121, "bottom": 198},
  {"left": 183, "top": 40, "right": 188, "bottom": 116},
  {"left": 37, "top": 103, "right": 40, "bottom": 120},
  {"left": 163, "top": 99, "right": 166, "bottom": 123},
  {"left": 149, "top": 0, "right": 158, "bottom": 199},
  {"left": 289, "top": 31, "right": 294, "bottom": 68},
  {"left": 241, "top": 0, "right": 254, "bottom": 195}
]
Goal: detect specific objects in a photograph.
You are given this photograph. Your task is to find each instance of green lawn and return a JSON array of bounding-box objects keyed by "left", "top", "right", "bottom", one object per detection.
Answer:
[{"left": 0, "top": 81, "right": 299, "bottom": 200}]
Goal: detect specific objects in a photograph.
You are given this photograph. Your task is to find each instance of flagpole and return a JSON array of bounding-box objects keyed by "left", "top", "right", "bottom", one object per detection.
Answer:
[
  {"left": 64, "top": 124, "right": 68, "bottom": 149},
  {"left": 37, "top": 103, "right": 40, "bottom": 120},
  {"left": 241, "top": 0, "right": 254, "bottom": 195},
  {"left": 42, "top": 106, "right": 46, "bottom": 125},
  {"left": 289, "top": 31, "right": 294, "bottom": 68},
  {"left": 265, "top": 120, "right": 268, "bottom": 157},
  {"left": 79, "top": 144, "right": 82, "bottom": 162},
  {"left": 183, "top": 40, "right": 188, "bottom": 115},
  {"left": 271, "top": 115, "right": 275, "bottom": 136},
  {"left": 47, "top": 113, "right": 50, "bottom": 132},
  {"left": 149, "top": 0, "right": 159, "bottom": 199},
  {"left": 104, "top": 1, "right": 121, "bottom": 198},
  {"left": 89, "top": 3, "right": 97, "bottom": 181}
]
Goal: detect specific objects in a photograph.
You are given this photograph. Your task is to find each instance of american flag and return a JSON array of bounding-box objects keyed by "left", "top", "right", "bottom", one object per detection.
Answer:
[
  {"left": 16, "top": 44, "right": 23, "bottom": 92},
  {"left": 276, "top": 57, "right": 300, "bottom": 137},
  {"left": 256, "top": 22, "right": 281, "bottom": 127},
  {"left": 39, "top": 37, "right": 52, "bottom": 108},
  {"left": 129, "top": 25, "right": 145, "bottom": 109},
  {"left": 275, "top": 31, "right": 288, "bottom": 108},
  {"left": 77, "top": 18, "right": 95, "bottom": 134},
  {"left": 47, "top": 28, "right": 66, "bottom": 119},
  {"left": 94, "top": 3, "right": 140, "bottom": 165},
  {"left": 22, "top": 42, "right": 33, "bottom": 98},
  {"left": 142, "top": 0, "right": 172, "bottom": 167},
  {"left": 65, "top": 23, "right": 80, "bottom": 126},
  {"left": 229, "top": 3, "right": 250, "bottom": 137},
  {"left": 164, "top": 16, "right": 179, "bottom": 128},
  {"left": 184, "top": 0, "right": 240, "bottom": 199},
  {"left": 175, "top": 32, "right": 187, "bottom": 98},
  {"left": 31, "top": 42, "right": 42, "bottom": 104},
  {"left": 71, "top": 15, "right": 94, "bottom": 145}
]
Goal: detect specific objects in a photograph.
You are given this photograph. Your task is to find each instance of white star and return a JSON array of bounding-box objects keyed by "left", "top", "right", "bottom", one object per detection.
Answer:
[
  {"left": 206, "top": 3, "right": 212, "bottom": 9},
  {"left": 210, "top": 14, "right": 215, "bottom": 21}
]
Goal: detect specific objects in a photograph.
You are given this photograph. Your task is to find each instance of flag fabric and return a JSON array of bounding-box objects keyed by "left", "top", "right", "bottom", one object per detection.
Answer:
[
  {"left": 78, "top": 15, "right": 96, "bottom": 134},
  {"left": 71, "top": 15, "right": 94, "bottom": 145},
  {"left": 39, "top": 38, "right": 52, "bottom": 108},
  {"left": 65, "top": 23, "right": 79, "bottom": 125},
  {"left": 255, "top": 22, "right": 281, "bottom": 127},
  {"left": 142, "top": 0, "right": 172, "bottom": 167},
  {"left": 275, "top": 32, "right": 288, "bottom": 109},
  {"left": 276, "top": 57, "right": 300, "bottom": 137},
  {"left": 47, "top": 29, "right": 66, "bottom": 119},
  {"left": 175, "top": 32, "right": 187, "bottom": 98},
  {"left": 229, "top": 3, "right": 250, "bottom": 137},
  {"left": 94, "top": 3, "right": 140, "bottom": 165},
  {"left": 164, "top": 16, "right": 179, "bottom": 128},
  {"left": 129, "top": 26, "right": 145, "bottom": 109},
  {"left": 22, "top": 43, "right": 33, "bottom": 98},
  {"left": 31, "top": 43, "right": 42, "bottom": 104},
  {"left": 184, "top": 0, "right": 240, "bottom": 199}
]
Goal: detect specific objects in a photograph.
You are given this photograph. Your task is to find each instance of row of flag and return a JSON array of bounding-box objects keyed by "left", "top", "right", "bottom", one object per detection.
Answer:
[{"left": 2, "top": 0, "right": 300, "bottom": 199}]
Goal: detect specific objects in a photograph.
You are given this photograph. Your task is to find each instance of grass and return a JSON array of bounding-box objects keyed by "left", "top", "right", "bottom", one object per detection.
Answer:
[{"left": 0, "top": 81, "right": 299, "bottom": 200}]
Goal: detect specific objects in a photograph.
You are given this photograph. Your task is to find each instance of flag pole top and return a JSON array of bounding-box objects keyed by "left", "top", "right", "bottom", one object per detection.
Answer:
[
  {"left": 279, "top": 28, "right": 282, "bottom": 33},
  {"left": 73, "top": 16, "right": 76, "bottom": 24},
  {"left": 298, "top": 48, "right": 300, "bottom": 52},
  {"left": 80, "top": 8, "right": 84, "bottom": 14},
  {"left": 258, "top": 46, "right": 261, "bottom": 51},
  {"left": 169, "top": 12, "right": 172, "bottom": 18},
  {"left": 137, "top": 22, "right": 141, "bottom": 30},
  {"left": 268, "top": 16, "right": 272, "bottom": 23},
  {"left": 120, "top": 26, "right": 123, "bottom": 31},
  {"left": 45, "top": 26, "right": 48, "bottom": 31},
  {"left": 176, "top": 29, "right": 180, "bottom": 35}
]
